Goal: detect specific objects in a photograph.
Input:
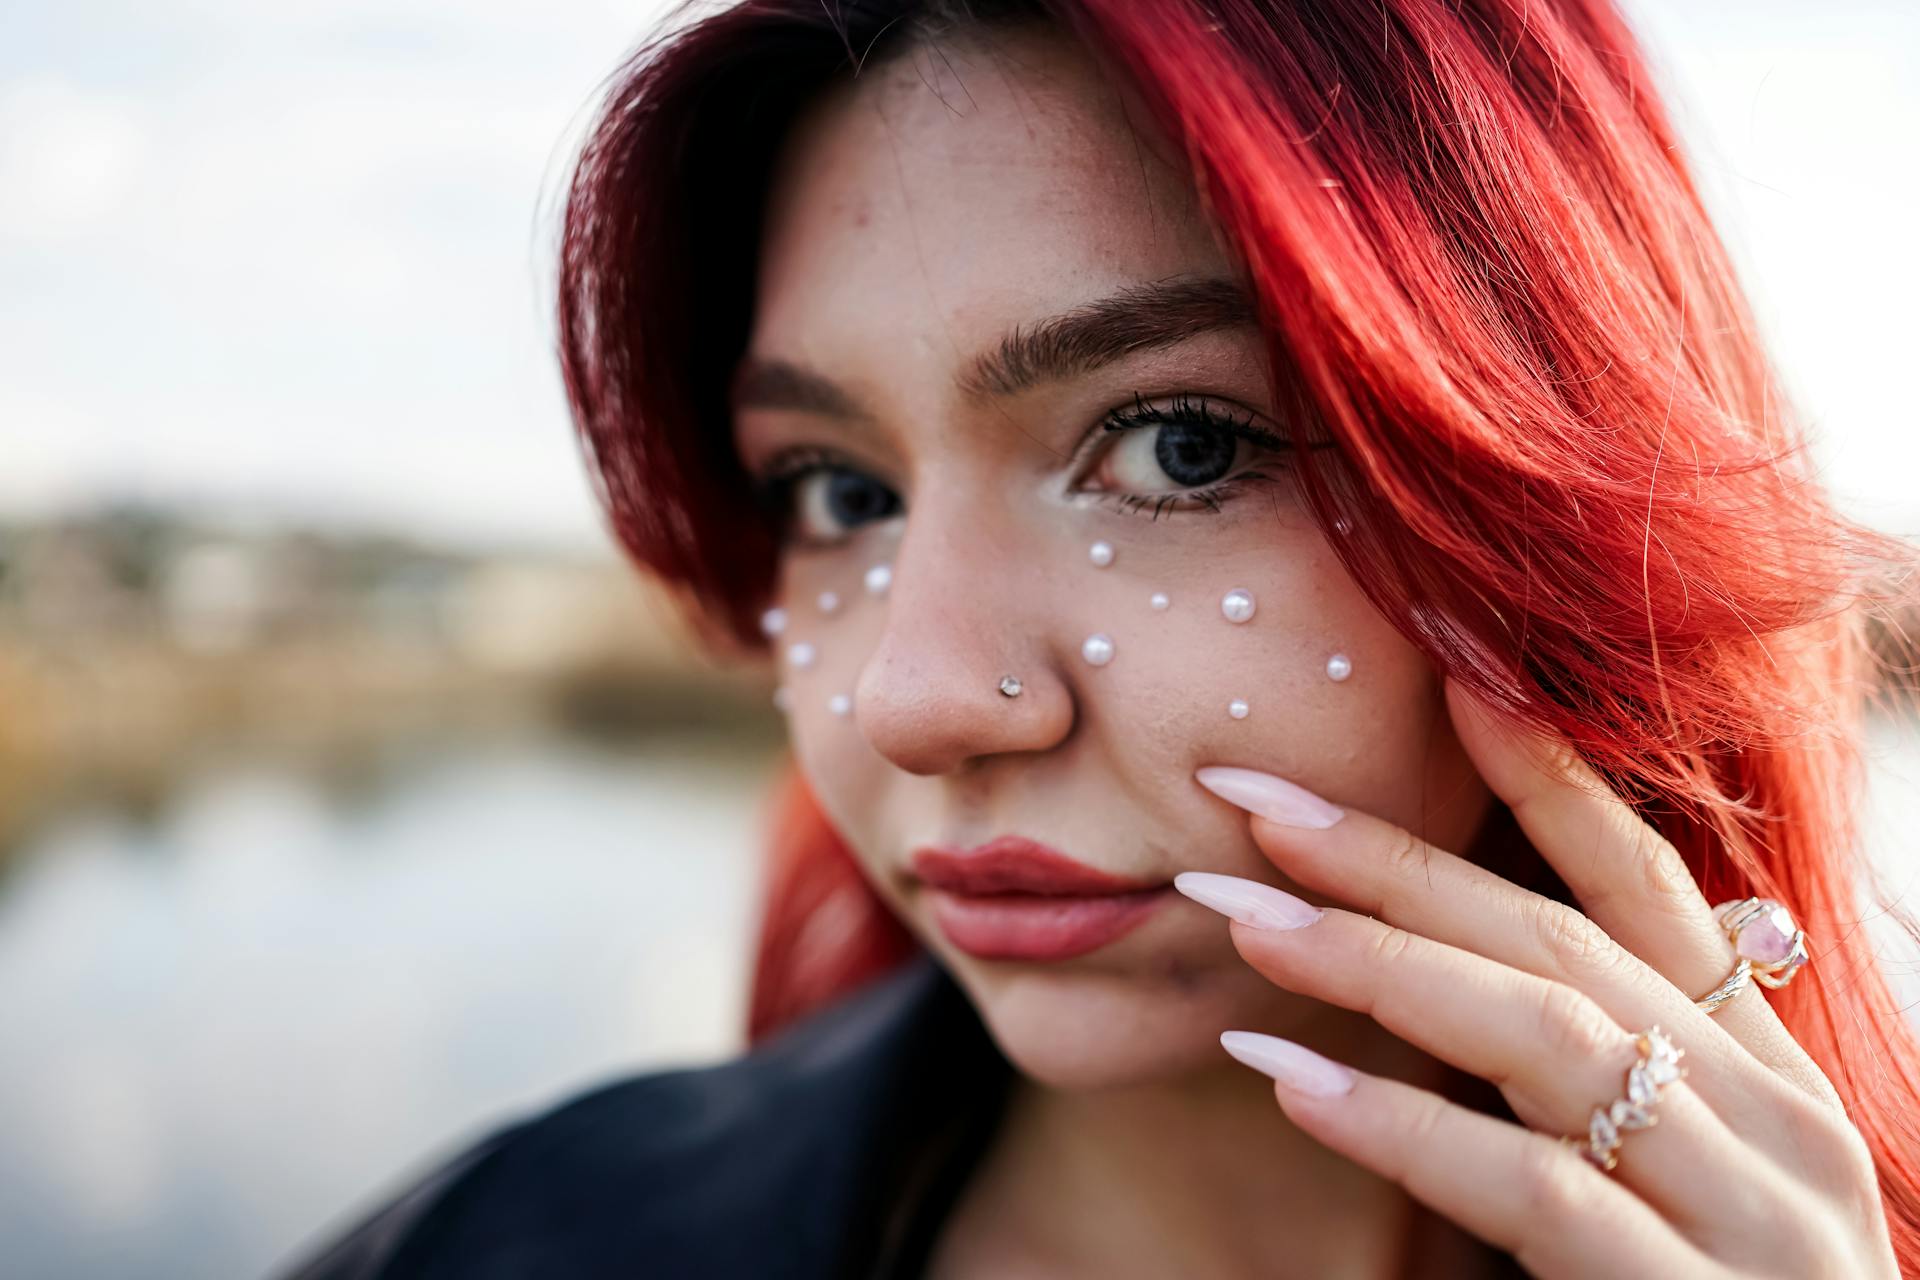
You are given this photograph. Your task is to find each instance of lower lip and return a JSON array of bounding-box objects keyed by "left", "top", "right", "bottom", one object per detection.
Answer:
[{"left": 927, "top": 885, "right": 1176, "bottom": 961}]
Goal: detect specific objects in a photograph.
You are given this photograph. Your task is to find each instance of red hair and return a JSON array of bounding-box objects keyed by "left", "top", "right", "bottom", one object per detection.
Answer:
[{"left": 555, "top": 0, "right": 1920, "bottom": 1263}]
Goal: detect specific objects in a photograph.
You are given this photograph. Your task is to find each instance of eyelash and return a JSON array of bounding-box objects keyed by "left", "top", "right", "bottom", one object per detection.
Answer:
[
  {"left": 748, "top": 392, "right": 1301, "bottom": 541},
  {"left": 1077, "top": 391, "right": 1291, "bottom": 520}
]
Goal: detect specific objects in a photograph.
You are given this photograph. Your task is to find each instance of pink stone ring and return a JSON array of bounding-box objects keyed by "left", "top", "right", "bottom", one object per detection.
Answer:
[{"left": 1693, "top": 897, "right": 1809, "bottom": 1015}]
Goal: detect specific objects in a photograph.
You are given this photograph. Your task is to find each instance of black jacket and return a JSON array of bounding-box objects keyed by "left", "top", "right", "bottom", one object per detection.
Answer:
[{"left": 274, "top": 950, "right": 1013, "bottom": 1279}]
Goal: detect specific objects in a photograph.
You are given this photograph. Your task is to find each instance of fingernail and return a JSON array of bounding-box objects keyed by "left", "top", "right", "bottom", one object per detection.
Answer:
[
  {"left": 1174, "top": 871, "right": 1323, "bottom": 930},
  {"left": 1220, "top": 1031, "right": 1357, "bottom": 1097},
  {"left": 1195, "top": 766, "right": 1345, "bottom": 829}
]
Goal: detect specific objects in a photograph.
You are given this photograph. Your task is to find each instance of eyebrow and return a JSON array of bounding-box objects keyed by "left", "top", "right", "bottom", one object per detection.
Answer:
[{"left": 728, "top": 275, "right": 1261, "bottom": 421}]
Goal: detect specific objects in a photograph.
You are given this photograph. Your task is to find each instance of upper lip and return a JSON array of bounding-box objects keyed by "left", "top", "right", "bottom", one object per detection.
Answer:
[{"left": 910, "top": 835, "right": 1163, "bottom": 896}]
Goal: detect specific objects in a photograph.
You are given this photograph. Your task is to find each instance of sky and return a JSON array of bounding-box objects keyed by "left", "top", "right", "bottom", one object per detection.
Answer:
[{"left": 1, "top": 0, "right": 1915, "bottom": 555}]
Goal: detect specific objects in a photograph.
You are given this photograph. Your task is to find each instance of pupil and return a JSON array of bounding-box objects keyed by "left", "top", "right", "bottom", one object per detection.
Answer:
[
  {"left": 1154, "top": 422, "right": 1236, "bottom": 486},
  {"left": 826, "top": 468, "right": 897, "bottom": 526}
]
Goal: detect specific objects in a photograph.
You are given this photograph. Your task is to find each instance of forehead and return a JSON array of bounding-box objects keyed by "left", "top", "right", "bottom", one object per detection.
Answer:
[{"left": 749, "top": 23, "right": 1241, "bottom": 383}]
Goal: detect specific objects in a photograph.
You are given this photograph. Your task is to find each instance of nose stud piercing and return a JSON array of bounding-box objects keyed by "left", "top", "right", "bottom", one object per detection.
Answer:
[
  {"left": 1081, "top": 633, "right": 1116, "bottom": 666},
  {"left": 1089, "top": 540, "right": 1115, "bottom": 567},
  {"left": 999, "top": 675, "right": 1023, "bottom": 698},
  {"left": 1221, "top": 588, "right": 1256, "bottom": 624},
  {"left": 1326, "top": 653, "right": 1353, "bottom": 681},
  {"left": 864, "top": 564, "right": 892, "bottom": 596}
]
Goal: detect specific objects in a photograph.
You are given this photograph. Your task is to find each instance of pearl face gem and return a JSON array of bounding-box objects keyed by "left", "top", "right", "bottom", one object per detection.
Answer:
[
  {"left": 787, "top": 641, "right": 816, "bottom": 669},
  {"left": 827, "top": 693, "right": 852, "bottom": 716},
  {"left": 999, "top": 675, "right": 1023, "bottom": 698},
  {"left": 1081, "top": 633, "right": 1115, "bottom": 666},
  {"left": 1089, "top": 540, "right": 1115, "bottom": 567},
  {"left": 760, "top": 607, "right": 787, "bottom": 637},
  {"left": 817, "top": 590, "right": 840, "bottom": 614},
  {"left": 772, "top": 685, "right": 790, "bottom": 712},
  {"left": 864, "top": 564, "right": 892, "bottom": 596},
  {"left": 1221, "top": 588, "right": 1256, "bottom": 624},
  {"left": 1326, "top": 653, "right": 1353, "bottom": 682},
  {"left": 1228, "top": 698, "right": 1250, "bottom": 720},
  {"left": 1149, "top": 592, "right": 1170, "bottom": 611}
]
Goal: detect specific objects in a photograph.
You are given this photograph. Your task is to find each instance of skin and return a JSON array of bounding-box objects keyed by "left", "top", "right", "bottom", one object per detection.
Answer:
[{"left": 727, "top": 20, "right": 1898, "bottom": 1280}]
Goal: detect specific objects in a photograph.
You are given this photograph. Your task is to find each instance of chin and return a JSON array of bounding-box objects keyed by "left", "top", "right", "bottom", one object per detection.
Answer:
[{"left": 950, "top": 949, "right": 1303, "bottom": 1090}]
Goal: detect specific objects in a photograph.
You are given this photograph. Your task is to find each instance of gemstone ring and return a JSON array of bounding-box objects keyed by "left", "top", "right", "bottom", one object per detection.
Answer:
[
  {"left": 1560, "top": 1025, "right": 1687, "bottom": 1173},
  {"left": 1692, "top": 896, "right": 1809, "bottom": 1015}
]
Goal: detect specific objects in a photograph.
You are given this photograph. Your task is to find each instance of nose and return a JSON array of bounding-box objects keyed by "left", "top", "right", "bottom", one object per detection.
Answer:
[{"left": 853, "top": 506, "right": 1075, "bottom": 776}]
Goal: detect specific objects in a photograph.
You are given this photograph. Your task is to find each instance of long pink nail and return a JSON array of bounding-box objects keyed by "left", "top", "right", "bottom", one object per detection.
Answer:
[
  {"left": 1195, "top": 766, "right": 1345, "bottom": 829},
  {"left": 1220, "top": 1031, "right": 1356, "bottom": 1096},
  {"left": 1174, "top": 872, "right": 1323, "bottom": 929}
]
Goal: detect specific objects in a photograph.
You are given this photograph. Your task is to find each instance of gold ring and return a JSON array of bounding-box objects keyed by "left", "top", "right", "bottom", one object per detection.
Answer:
[
  {"left": 1558, "top": 1025, "right": 1687, "bottom": 1172},
  {"left": 1693, "top": 897, "right": 1808, "bottom": 1015}
]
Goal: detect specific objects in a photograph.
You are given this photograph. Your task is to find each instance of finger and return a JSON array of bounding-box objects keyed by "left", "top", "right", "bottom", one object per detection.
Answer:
[
  {"left": 1177, "top": 874, "right": 1784, "bottom": 1233},
  {"left": 1192, "top": 764, "right": 1816, "bottom": 1146},
  {"left": 1217, "top": 1030, "right": 1706, "bottom": 1279},
  {"left": 1443, "top": 678, "right": 1835, "bottom": 1104}
]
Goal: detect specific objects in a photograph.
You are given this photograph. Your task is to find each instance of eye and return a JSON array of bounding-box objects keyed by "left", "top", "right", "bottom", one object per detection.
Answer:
[
  {"left": 754, "top": 446, "right": 902, "bottom": 546},
  {"left": 1076, "top": 392, "right": 1294, "bottom": 515}
]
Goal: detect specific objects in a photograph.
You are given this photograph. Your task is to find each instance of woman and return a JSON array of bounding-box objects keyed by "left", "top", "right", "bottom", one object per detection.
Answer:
[{"left": 279, "top": 0, "right": 1919, "bottom": 1275}]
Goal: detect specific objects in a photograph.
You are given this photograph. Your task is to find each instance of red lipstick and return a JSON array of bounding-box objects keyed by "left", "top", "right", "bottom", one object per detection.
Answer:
[{"left": 911, "top": 836, "right": 1174, "bottom": 961}]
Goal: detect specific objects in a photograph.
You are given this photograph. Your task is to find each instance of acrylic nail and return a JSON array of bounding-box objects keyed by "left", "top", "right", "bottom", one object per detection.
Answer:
[
  {"left": 1174, "top": 872, "right": 1323, "bottom": 930},
  {"left": 1194, "top": 766, "right": 1345, "bottom": 829},
  {"left": 1220, "top": 1031, "right": 1357, "bottom": 1097}
]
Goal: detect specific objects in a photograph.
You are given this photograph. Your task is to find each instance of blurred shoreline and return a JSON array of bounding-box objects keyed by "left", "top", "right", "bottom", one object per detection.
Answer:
[{"left": 0, "top": 505, "right": 782, "bottom": 856}]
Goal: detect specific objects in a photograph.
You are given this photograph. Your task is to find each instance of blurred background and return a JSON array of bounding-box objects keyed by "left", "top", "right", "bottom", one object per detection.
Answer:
[{"left": 1, "top": 1, "right": 1916, "bottom": 1276}]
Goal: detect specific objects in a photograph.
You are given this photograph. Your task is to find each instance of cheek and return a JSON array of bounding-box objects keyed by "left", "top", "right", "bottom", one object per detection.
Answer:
[
  {"left": 768, "top": 558, "right": 902, "bottom": 861},
  {"left": 1083, "top": 535, "right": 1483, "bottom": 845},
  {"left": 767, "top": 517, "right": 1487, "bottom": 876}
]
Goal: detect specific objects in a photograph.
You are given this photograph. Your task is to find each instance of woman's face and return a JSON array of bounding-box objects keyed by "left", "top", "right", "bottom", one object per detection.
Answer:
[{"left": 730, "top": 24, "right": 1492, "bottom": 1088}]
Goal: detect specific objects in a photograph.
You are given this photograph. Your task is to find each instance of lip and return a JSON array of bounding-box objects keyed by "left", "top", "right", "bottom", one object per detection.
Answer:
[
  {"left": 911, "top": 835, "right": 1163, "bottom": 895},
  {"left": 911, "top": 836, "right": 1172, "bottom": 961}
]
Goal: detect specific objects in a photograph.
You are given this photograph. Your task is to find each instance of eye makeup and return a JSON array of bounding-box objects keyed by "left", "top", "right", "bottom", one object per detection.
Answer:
[{"left": 745, "top": 388, "right": 1337, "bottom": 549}]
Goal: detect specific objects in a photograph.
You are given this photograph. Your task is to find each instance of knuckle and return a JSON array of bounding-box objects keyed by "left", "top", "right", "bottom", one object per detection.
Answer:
[
  {"left": 1397, "top": 1091, "right": 1450, "bottom": 1165},
  {"left": 1379, "top": 828, "right": 1431, "bottom": 883},
  {"left": 1785, "top": 1092, "right": 1879, "bottom": 1193},
  {"left": 1519, "top": 1135, "right": 1603, "bottom": 1226},
  {"left": 1364, "top": 922, "right": 1421, "bottom": 973},
  {"left": 1532, "top": 980, "right": 1620, "bottom": 1063},
  {"left": 1530, "top": 900, "right": 1615, "bottom": 970},
  {"left": 1628, "top": 823, "right": 1698, "bottom": 909}
]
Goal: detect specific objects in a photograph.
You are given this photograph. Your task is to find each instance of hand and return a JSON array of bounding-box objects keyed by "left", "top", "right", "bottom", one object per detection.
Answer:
[{"left": 1173, "top": 677, "right": 1899, "bottom": 1279}]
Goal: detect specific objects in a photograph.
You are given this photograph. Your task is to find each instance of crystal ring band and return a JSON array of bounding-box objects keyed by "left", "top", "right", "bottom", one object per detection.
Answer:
[
  {"left": 1693, "top": 897, "right": 1809, "bottom": 1015},
  {"left": 1559, "top": 1025, "right": 1687, "bottom": 1172}
]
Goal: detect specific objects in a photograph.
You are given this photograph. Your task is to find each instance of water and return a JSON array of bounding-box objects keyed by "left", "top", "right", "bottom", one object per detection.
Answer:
[
  {"left": 0, "top": 721, "right": 1916, "bottom": 1280},
  {"left": 0, "top": 735, "right": 778, "bottom": 1280}
]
